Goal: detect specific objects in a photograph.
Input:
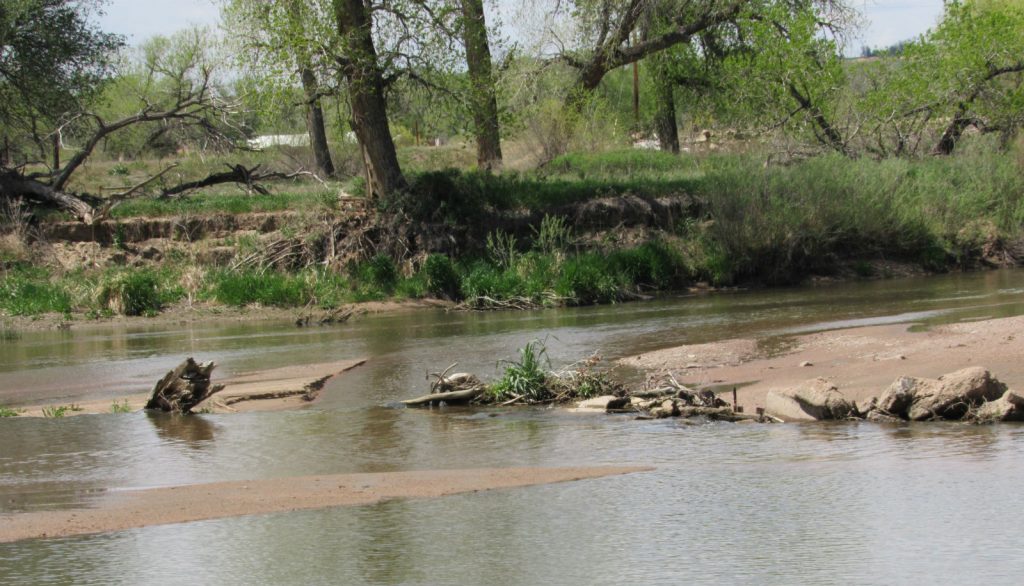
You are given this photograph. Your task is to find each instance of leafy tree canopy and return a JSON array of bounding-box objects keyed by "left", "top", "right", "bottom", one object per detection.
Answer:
[{"left": 0, "top": 0, "right": 123, "bottom": 129}]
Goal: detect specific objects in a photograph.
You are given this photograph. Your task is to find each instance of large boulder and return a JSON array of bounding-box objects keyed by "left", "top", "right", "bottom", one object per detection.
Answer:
[
  {"left": 906, "top": 367, "right": 1006, "bottom": 421},
  {"left": 974, "top": 390, "right": 1024, "bottom": 423},
  {"left": 765, "top": 379, "right": 855, "bottom": 422},
  {"left": 877, "top": 377, "right": 917, "bottom": 418}
]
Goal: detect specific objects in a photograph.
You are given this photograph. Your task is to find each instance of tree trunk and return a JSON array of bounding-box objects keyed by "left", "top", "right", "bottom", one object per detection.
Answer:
[
  {"left": 0, "top": 170, "right": 97, "bottom": 223},
  {"left": 651, "top": 56, "right": 680, "bottom": 153},
  {"left": 300, "top": 67, "right": 336, "bottom": 178},
  {"left": 332, "top": 0, "right": 407, "bottom": 199},
  {"left": 934, "top": 103, "right": 972, "bottom": 156},
  {"left": 461, "top": 0, "right": 503, "bottom": 171},
  {"left": 145, "top": 358, "right": 224, "bottom": 413}
]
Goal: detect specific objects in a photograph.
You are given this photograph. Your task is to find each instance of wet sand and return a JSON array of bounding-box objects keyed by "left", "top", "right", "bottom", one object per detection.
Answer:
[
  {"left": 622, "top": 315, "right": 1024, "bottom": 412},
  {"left": 0, "top": 466, "right": 651, "bottom": 543},
  {"left": 15, "top": 358, "right": 368, "bottom": 417}
]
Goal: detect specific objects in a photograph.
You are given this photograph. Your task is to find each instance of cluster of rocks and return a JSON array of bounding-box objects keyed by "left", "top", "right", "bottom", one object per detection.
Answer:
[
  {"left": 576, "top": 387, "right": 768, "bottom": 422},
  {"left": 765, "top": 367, "right": 1023, "bottom": 423}
]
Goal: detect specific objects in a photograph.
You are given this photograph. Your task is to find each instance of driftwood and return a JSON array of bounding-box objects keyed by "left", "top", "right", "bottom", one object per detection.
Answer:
[
  {"left": 145, "top": 358, "right": 225, "bottom": 413},
  {"left": 403, "top": 372, "right": 486, "bottom": 406},
  {"left": 401, "top": 387, "right": 486, "bottom": 407}
]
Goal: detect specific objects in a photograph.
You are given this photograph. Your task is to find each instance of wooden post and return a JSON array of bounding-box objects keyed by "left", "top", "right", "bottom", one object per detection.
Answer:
[{"left": 732, "top": 387, "right": 738, "bottom": 412}]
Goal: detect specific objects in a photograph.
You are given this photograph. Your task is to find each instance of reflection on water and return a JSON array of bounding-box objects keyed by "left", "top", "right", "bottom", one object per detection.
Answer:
[
  {"left": 146, "top": 412, "right": 217, "bottom": 447},
  {"left": 2, "top": 269, "right": 1024, "bottom": 584}
]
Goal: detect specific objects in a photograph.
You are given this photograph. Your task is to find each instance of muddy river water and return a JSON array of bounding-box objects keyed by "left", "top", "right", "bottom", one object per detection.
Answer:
[{"left": 2, "top": 270, "right": 1024, "bottom": 584}]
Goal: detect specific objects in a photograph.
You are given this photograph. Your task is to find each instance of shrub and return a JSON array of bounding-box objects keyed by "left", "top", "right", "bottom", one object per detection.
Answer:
[
  {"left": 555, "top": 255, "right": 618, "bottom": 305},
  {"left": 489, "top": 340, "right": 551, "bottom": 402},
  {"left": 208, "top": 270, "right": 307, "bottom": 307},
  {"left": 359, "top": 254, "right": 400, "bottom": 294},
  {"left": 97, "top": 271, "right": 163, "bottom": 316},
  {"left": 423, "top": 254, "right": 461, "bottom": 299}
]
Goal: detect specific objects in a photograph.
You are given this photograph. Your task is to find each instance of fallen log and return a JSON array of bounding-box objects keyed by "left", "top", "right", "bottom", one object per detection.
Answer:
[
  {"left": 401, "top": 387, "right": 486, "bottom": 407},
  {"left": 145, "top": 358, "right": 225, "bottom": 413}
]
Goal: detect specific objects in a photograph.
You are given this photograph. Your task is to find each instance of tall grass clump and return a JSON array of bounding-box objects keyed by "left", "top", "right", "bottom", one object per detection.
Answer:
[
  {"left": 488, "top": 340, "right": 551, "bottom": 403},
  {"left": 423, "top": 254, "right": 461, "bottom": 299},
  {"left": 206, "top": 269, "right": 309, "bottom": 307},
  {"left": 683, "top": 150, "right": 1024, "bottom": 284},
  {"left": 96, "top": 270, "right": 171, "bottom": 316},
  {"left": 0, "top": 268, "right": 73, "bottom": 316}
]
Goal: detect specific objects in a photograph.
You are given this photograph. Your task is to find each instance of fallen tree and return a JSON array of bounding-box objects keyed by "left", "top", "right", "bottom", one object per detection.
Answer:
[{"left": 0, "top": 28, "right": 309, "bottom": 224}]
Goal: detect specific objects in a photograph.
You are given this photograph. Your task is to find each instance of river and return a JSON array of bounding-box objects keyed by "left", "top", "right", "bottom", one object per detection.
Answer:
[{"left": 2, "top": 269, "right": 1024, "bottom": 584}]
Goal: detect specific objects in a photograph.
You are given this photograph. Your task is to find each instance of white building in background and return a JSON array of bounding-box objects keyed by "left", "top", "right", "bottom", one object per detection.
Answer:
[{"left": 246, "top": 134, "right": 310, "bottom": 150}]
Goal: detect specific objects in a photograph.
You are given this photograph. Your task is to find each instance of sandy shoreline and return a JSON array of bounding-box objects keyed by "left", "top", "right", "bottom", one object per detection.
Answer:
[
  {"left": 0, "top": 298, "right": 453, "bottom": 333},
  {"left": 622, "top": 315, "right": 1024, "bottom": 412},
  {"left": 0, "top": 466, "right": 651, "bottom": 543}
]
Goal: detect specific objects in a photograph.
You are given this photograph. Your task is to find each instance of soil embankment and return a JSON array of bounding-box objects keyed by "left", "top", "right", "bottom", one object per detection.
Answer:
[
  {"left": 622, "top": 315, "right": 1024, "bottom": 413},
  {"left": 0, "top": 466, "right": 651, "bottom": 543}
]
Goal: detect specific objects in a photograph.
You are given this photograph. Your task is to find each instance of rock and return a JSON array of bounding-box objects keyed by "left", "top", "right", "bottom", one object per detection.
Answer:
[
  {"left": 906, "top": 367, "right": 1006, "bottom": 421},
  {"left": 576, "top": 395, "right": 619, "bottom": 411},
  {"left": 877, "top": 377, "right": 918, "bottom": 418},
  {"left": 856, "top": 397, "right": 878, "bottom": 418},
  {"left": 866, "top": 410, "right": 904, "bottom": 424},
  {"left": 662, "top": 399, "right": 680, "bottom": 417},
  {"left": 140, "top": 245, "right": 163, "bottom": 261},
  {"left": 974, "top": 390, "right": 1024, "bottom": 423},
  {"left": 607, "top": 396, "right": 631, "bottom": 410},
  {"left": 799, "top": 361, "right": 813, "bottom": 368},
  {"left": 765, "top": 378, "right": 855, "bottom": 422}
]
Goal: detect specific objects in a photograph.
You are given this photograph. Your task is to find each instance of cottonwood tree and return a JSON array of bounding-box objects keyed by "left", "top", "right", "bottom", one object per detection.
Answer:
[
  {"left": 460, "top": 0, "right": 504, "bottom": 170},
  {"left": 222, "top": 0, "right": 340, "bottom": 177},
  {"left": 849, "top": 0, "right": 1024, "bottom": 157},
  {"left": 0, "top": 0, "right": 122, "bottom": 165}
]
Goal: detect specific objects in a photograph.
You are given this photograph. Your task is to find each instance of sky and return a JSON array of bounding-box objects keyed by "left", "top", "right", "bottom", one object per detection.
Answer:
[{"left": 96, "top": 0, "right": 947, "bottom": 54}]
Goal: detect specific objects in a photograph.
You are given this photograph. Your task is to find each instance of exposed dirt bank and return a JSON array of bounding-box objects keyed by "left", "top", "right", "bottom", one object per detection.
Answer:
[
  {"left": 0, "top": 466, "right": 651, "bottom": 543},
  {"left": 622, "top": 315, "right": 1024, "bottom": 413}
]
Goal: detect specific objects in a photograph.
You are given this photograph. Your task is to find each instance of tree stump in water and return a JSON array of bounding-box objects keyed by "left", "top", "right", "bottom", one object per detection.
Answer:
[{"left": 145, "top": 358, "right": 224, "bottom": 413}]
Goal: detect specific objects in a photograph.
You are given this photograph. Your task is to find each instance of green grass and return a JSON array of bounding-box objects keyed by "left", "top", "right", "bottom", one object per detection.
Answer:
[
  {"left": 0, "top": 267, "right": 73, "bottom": 316},
  {"left": 110, "top": 399, "right": 132, "bottom": 414},
  {"left": 109, "top": 191, "right": 335, "bottom": 219},
  {"left": 41, "top": 404, "right": 82, "bottom": 418},
  {"left": 0, "top": 406, "right": 23, "bottom": 417}
]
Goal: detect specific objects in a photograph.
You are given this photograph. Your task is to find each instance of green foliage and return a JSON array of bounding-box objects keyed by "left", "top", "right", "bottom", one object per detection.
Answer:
[
  {"left": 96, "top": 271, "right": 165, "bottom": 316},
  {"left": 423, "top": 254, "right": 461, "bottom": 299},
  {"left": 485, "top": 231, "right": 519, "bottom": 270},
  {"left": 554, "top": 255, "right": 621, "bottom": 305},
  {"left": 358, "top": 254, "right": 400, "bottom": 294},
  {"left": 110, "top": 191, "right": 316, "bottom": 219},
  {"left": 531, "top": 214, "right": 573, "bottom": 255},
  {"left": 207, "top": 270, "right": 308, "bottom": 307},
  {"left": 42, "top": 404, "right": 81, "bottom": 418},
  {"left": 547, "top": 149, "right": 692, "bottom": 178},
  {"left": 0, "top": 0, "right": 122, "bottom": 152},
  {"left": 0, "top": 269, "right": 73, "bottom": 316},
  {"left": 110, "top": 399, "right": 132, "bottom": 414},
  {"left": 488, "top": 340, "right": 551, "bottom": 403},
  {"left": 0, "top": 406, "right": 23, "bottom": 417}
]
